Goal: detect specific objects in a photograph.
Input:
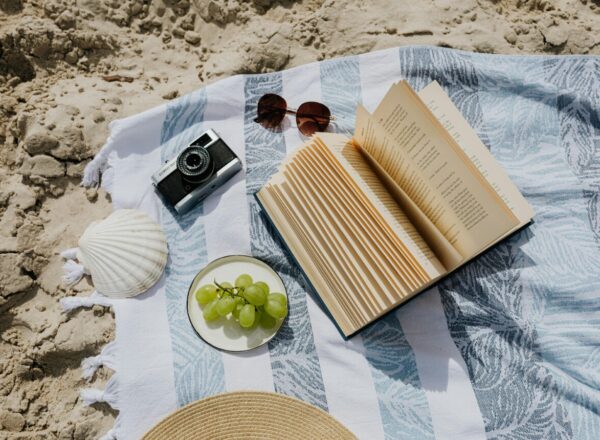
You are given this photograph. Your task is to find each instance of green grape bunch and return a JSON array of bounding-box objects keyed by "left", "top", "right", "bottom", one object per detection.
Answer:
[{"left": 195, "top": 273, "right": 288, "bottom": 330}]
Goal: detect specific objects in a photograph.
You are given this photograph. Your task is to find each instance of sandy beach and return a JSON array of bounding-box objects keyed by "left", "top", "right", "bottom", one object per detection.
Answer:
[{"left": 1, "top": 0, "right": 599, "bottom": 438}]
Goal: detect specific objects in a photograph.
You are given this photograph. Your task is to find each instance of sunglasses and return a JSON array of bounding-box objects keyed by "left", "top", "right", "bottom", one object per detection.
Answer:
[{"left": 254, "top": 94, "right": 336, "bottom": 136}]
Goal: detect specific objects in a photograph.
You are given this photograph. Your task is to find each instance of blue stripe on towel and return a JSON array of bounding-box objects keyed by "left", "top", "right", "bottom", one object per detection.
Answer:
[
  {"left": 540, "top": 57, "right": 600, "bottom": 440},
  {"left": 243, "top": 73, "right": 328, "bottom": 410},
  {"left": 320, "top": 54, "right": 435, "bottom": 439},
  {"left": 159, "top": 89, "right": 225, "bottom": 405},
  {"left": 362, "top": 315, "right": 435, "bottom": 440},
  {"left": 320, "top": 56, "right": 361, "bottom": 135}
]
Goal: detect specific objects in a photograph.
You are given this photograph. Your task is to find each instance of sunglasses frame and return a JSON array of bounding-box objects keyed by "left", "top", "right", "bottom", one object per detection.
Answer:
[{"left": 254, "top": 94, "right": 336, "bottom": 136}]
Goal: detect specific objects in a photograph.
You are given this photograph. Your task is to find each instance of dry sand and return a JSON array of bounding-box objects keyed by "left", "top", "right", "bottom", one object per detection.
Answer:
[{"left": 0, "top": 0, "right": 599, "bottom": 438}]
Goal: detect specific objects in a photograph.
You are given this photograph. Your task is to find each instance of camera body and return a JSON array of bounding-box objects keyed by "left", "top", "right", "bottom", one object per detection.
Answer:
[{"left": 152, "top": 129, "right": 242, "bottom": 214}]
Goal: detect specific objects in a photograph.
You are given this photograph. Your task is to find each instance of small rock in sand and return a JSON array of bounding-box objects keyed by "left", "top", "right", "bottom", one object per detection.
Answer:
[
  {"left": 16, "top": 216, "right": 44, "bottom": 252},
  {"left": 19, "top": 155, "right": 65, "bottom": 178},
  {"left": 184, "top": 31, "right": 201, "bottom": 45},
  {"left": 66, "top": 162, "right": 86, "bottom": 178},
  {"left": 92, "top": 111, "right": 105, "bottom": 123},
  {"left": 172, "top": 28, "right": 185, "bottom": 38},
  {"left": 0, "top": 410, "right": 26, "bottom": 432},
  {"left": 85, "top": 187, "right": 98, "bottom": 202},
  {"left": 542, "top": 25, "right": 569, "bottom": 47},
  {"left": 24, "top": 131, "right": 59, "bottom": 155},
  {"left": 12, "top": 183, "right": 37, "bottom": 210},
  {"left": 56, "top": 10, "right": 76, "bottom": 30},
  {"left": 504, "top": 30, "right": 518, "bottom": 45},
  {"left": 50, "top": 128, "right": 93, "bottom": 161},
  {"left": 65, "top": 50, "right": 79, "bottom": 64},
  {"left": 0, "top": 254, "right": 33, "bottom": 298},
  {"left": 162, "top": 89, "right": 179, "bottom": 100}
]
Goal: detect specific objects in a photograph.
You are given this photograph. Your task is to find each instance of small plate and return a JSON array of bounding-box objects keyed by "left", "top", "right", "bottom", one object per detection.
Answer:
[{"left": 186, "top": 255, "right": 287, "bottom": 352}]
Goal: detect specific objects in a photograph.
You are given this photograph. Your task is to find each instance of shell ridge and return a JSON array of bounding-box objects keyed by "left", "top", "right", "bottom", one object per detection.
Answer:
[{"left": 77, "top": 209, "right": 168, "bottom": 298}]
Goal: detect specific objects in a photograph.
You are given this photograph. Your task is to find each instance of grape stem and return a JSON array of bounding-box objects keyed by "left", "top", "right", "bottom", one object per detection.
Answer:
[{"left": 214, "top": 280, "right": 245, "bottom": 300}]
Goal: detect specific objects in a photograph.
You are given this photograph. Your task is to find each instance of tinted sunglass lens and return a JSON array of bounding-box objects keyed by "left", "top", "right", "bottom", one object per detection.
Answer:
[
  {"left": 256, "top": 94, "right": 287, "bottom": 129},
  {"left": 296, "top": 102, "right": 331, "bottom": 136}
]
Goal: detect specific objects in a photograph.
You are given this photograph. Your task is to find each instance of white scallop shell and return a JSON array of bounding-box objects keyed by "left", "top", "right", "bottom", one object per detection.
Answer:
[{"left": 77, "top": 209, "right": 168, "bottom": 298}]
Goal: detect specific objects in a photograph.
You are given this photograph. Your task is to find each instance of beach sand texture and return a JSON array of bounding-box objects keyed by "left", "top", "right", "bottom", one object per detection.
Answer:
[{"left": 1, "top": 0, "right": 599, "bottom": 438}]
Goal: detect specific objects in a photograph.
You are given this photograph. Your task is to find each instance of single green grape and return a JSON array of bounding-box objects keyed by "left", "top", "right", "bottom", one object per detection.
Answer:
[
  {"left": 254, "top": 281, "right": 270, "bottom": 296},
  {"left": 253, "top": 307, "right": 263, "bottom": 328},
  {"left": 269, "top": 292, "right": 287, "bottom": 307},
  {"left": 260, "top": 311, "right": 277, "bottom": 329},
  {"left": 216, "top": 296, "right": 235, "bottom": 316},
  {"left": 232, "top": 302, "right": 244, "bottom": 320},
  {"left": 231, "top": 297, "right": 245, "bottom": 320},
  {"left": 244, "top": 283, "right": 267, "bottom": 306},
  {"left": 195, "top": 284, "right": 218, "bottom": 305},
  {"left": 239, "top": 304, "right": 256, "bottom": 328},
  {"left": 202, "top": 298, "right": 220, "bottom": 321},
  {"left": 235, "top": 274, "right": 253, "bottom": 289},
  {"left": 265, "top": 295, "right": 287, "bottom": 319}
]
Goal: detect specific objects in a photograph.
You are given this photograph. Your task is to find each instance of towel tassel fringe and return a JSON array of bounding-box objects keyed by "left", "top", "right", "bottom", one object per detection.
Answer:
[
  {"left": 60, "top": 291, "right": 113, "bottom": 313},
  {"left": 62, "top": 260, "right": 89, "bottom": 285},
  {"left": 82, "top": 341, "right": 117, "bottom": 380},
  {"left": 80, "top": 373, "right": 119, "bottom": 409}
]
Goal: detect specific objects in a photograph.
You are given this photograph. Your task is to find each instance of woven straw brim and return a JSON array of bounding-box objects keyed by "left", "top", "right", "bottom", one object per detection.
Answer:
[{"left": 142, "top": 391, "right": 357, "bottom": 440}]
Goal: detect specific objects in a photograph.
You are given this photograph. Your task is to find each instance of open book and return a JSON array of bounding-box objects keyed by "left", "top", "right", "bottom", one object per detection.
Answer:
[{"left": 256, "top": 81, "right": 534, "bottom": 337}]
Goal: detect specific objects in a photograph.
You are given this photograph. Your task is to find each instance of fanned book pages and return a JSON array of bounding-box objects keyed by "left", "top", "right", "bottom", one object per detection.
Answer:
[{"left": 256, "top": 80, "right": 534, "bottom": 337}]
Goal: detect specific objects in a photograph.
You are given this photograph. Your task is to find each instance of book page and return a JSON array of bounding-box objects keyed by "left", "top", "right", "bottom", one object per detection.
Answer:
[
  {"left": 296, "top": 145, "right": 426, "bottom": 290},
  {"left": 357, "top": 144, "right": 464, "bottom": 271},
  {"left": 356, "top": 81, "right": 519, "bottom": 258},
  {"left": 418, "top": 81, "right": 534, "bottom": 224},
  {"left": 317, "top": 132, "right": 446, "bottom": 279}
]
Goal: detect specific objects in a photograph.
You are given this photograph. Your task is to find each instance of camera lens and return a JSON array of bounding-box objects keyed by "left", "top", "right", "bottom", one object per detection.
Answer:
[
  {"left": 177, "top": 146, "right": 213, "bottom": 183},
  {"left": 186, "top": 154, "right": 201, "bottom": 168}
]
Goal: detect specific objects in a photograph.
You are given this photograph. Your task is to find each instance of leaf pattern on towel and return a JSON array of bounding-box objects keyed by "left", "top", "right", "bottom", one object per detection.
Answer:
[
  {"left": 243, "top": 73, "right": 328, "bottom": 410},
  {"left": 321, "top": 54, "right": 435, "bottom": 439},
  {"left": 320, "top": 56, "right": 361, "bottom": 135},
  {"left": 545, "top": 58, "right": 600, "bottom": 182},
  {"left": 396, "top": 46, "right": 600, "bottom": 439},
  {"left": 541, "top": 56, "right": 600, "bottom": 440},
  {"left": 362, "top": 315, "right": 435, "bottom": 440},
  {"left": 159, "top": 89, "right": 225, "bottom": 405},
  {"left": 435, "top": 50, "right": 574, "bottom": 440}
]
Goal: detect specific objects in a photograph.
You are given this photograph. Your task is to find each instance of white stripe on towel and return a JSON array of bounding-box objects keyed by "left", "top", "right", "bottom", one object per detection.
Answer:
[
  {"left": 397, "top": 289, "right": 487, "bottom": 440},
  {"left": 203, "top": 77, "right": 275, "bottom": 393},
  {"left": 358, "top": 47, "right": 404, "bottom": 113},
  {"left": 282, "top": 63, "right": 385, "bottom": 440},
  {"left": 106, "top": 110, "right": 179, "bottom": 440}
]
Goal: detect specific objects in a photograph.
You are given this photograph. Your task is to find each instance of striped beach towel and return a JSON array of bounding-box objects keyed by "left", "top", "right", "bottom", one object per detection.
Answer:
[{"left": 76, "top": 46, "right": 600, "bottom": 440}]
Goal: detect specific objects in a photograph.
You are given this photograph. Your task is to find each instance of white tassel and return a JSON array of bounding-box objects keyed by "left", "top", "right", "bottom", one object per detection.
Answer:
[
  {"left": 60, "top": 291, "right": 113, "bottom": 312},
  {"left": 101, "top": 166, "right": 115, "bottom": 195},
  {"left": 82, "top": 146, "right": 110, "bottom": 187},
  {"left": 60, "top": 247, "right": 79, "bottom": 260},
  {"left": 100, "top": 429, "right": 117, "bottom": 440},
  {"left": 80, "top": 388, "right": 105, "bottom": 406},
  {"left": 81, "top": 341, "right": 117, "bottom": 380},
  {"left": 80, "top": 374, "right": 119, "bottom": 409},
  {"left": 62, "top": 260, "right": 89, "bottom": 285}
]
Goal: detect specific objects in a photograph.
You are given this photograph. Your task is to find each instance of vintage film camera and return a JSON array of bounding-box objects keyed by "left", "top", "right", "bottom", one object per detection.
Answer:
[{"left": 152, "top": 129, "right": 242, "bottom": 214}]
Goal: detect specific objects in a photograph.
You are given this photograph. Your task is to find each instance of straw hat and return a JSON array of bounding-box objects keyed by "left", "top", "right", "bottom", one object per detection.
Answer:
[{"left": 142, "top": 391, "right": 357, "bottom": 440}]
